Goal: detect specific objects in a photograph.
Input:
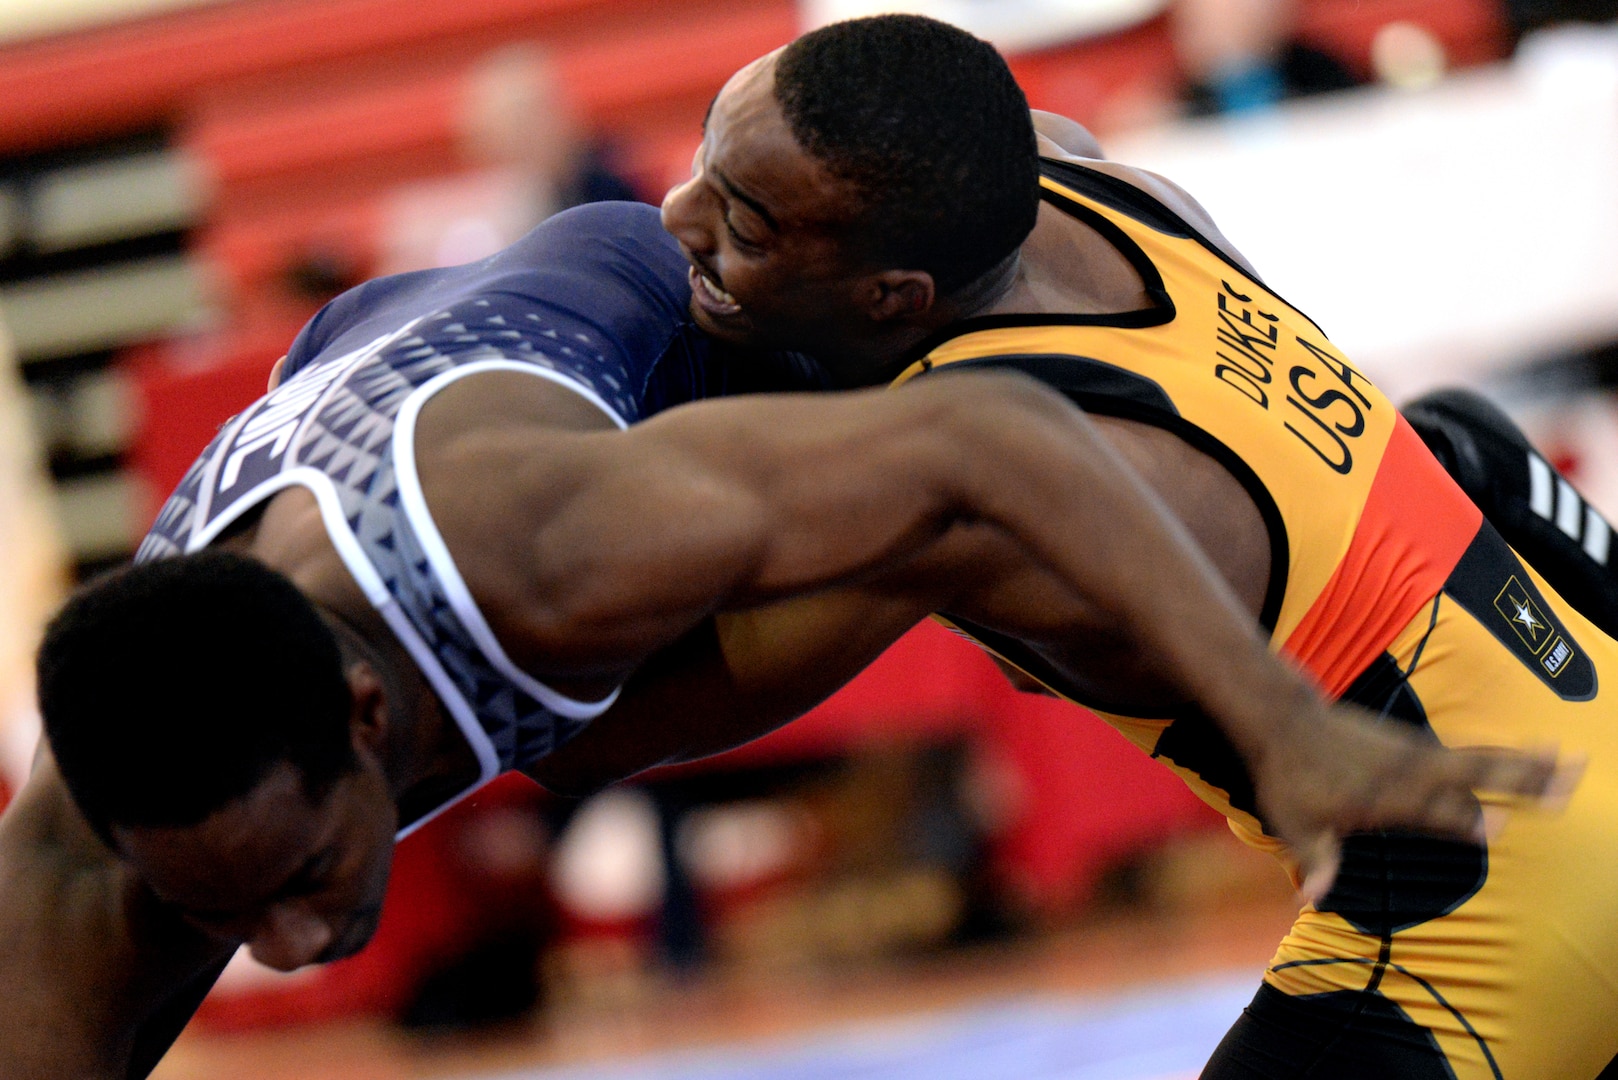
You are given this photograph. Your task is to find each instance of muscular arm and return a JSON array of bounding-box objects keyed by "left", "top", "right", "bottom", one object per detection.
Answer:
[
  {"left": 497, "top": 374, "right": 1564, "bottom": 895},
  {"left": 430, "top": 370, "right": 1301, "bottom": 736},
  {"left": 0, "top": 753, "right": 234, "bottom": 1080}
]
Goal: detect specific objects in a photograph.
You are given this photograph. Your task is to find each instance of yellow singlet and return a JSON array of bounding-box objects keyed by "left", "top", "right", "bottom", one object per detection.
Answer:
[{"left": 891, "top": 158, "right": 1618, "bottom": 1079}]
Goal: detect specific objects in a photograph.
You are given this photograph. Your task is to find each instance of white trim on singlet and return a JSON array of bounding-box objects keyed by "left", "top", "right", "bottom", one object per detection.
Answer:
[
  {"left": 391, "top": 359, "right": 628, "bottom": 722},
  {"left": 192, "top": 410, "right": 251, "bottom": 534},
  {"left": 185, "top": 467, "right": 503, "bottom": 840}
]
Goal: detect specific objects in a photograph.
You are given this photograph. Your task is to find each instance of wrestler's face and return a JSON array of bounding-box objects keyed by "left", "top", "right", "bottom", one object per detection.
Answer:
[
  {"left": 114, "top": 757, "right": 397, "bottom": 972},
  {"left": 661, "top": 53, "right": 898, "bottom": 380}
]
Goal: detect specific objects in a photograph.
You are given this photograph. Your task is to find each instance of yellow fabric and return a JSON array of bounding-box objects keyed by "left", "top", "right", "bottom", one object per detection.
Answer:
[
  {"left": 897, "top": 162, "right": 1618, "bottom": 1077},
  {"left": 894, "top": 169, "right": 1397, "bottom": 650}
]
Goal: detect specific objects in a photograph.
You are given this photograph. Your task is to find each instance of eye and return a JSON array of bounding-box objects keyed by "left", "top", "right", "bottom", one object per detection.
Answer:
[
  {"left": 285, "top": 847, "right": 339, "bottom": 896},
  {"left": 724, "top": 215, "right": 762, "bottom": 252}
]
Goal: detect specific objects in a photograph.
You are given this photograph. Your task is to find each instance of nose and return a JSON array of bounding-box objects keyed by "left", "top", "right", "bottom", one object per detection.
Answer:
[
  {"left": 246, "top": 902, "right": 336, "bottom": 972},
  {"left": 660, "top": 174, "right": 713, "bottom": 258}
]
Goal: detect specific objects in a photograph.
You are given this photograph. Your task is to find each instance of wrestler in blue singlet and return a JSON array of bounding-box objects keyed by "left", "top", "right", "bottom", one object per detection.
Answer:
[{"left": 136, "top": 201, "right": 826, "bottom": 834}]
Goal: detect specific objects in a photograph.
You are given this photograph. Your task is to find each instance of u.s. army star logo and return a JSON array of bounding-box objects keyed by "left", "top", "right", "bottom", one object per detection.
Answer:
[{"left": 1495, "top": 576, "right": 1552, "bottom": 653}]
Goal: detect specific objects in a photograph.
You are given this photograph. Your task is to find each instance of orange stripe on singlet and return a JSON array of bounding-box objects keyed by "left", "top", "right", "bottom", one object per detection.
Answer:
[{"left": 1281, "top": 417, "right": 1482, "bottom": 697}]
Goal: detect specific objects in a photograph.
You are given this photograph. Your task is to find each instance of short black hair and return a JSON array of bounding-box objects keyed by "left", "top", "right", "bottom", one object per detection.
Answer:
[
  {"left": 774, "top": 14, "right": 1040, "bottom": 293},
  {"left": 37, "top": 550, "right": 356, "bottom": 843}
]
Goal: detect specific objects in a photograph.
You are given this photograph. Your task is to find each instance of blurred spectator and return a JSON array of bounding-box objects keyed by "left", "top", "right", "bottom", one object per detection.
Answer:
[
  {"left": 1174, "top": 0, "right": 1361, "bottom": 115},
  {"left": 378, "top": 43, "right": 637, "bottom": 277},
  {"left": 0, "top": 323, "right": 65, "bottom": 799}
]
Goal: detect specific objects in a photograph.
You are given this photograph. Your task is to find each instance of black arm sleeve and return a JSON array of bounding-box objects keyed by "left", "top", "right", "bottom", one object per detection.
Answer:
[{"left": 1404, "top": 386, "right": 1618, "bottom": 640}]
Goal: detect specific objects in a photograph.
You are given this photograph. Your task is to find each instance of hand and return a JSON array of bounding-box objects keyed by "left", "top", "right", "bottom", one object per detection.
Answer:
[{"left": 1252, "top": 702, "right": 1578, "bottom": 905}]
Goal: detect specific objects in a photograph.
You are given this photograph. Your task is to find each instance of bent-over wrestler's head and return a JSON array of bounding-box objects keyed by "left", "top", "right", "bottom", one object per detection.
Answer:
[
  {"left": 661, "top": 14, "right": 1040, "bottom": 383},
  {"left": 37, "top": 551, "right": 397, "bottom": 971}
]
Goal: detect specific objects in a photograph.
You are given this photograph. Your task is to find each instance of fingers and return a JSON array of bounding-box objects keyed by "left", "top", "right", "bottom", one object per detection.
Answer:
[
  {"left": 1546, "top": 752, "right": 1588, "bottom": 812},
  {"left": 1451, "top": 744, "right": 1565, "bottom": 801},
  {"left": 1296, "top": 835, "right": 1341, "bottom": 906},
  {"left": 1339, "top": 741, "right": 1581, "bottom": 846},
  {"left": 1257, "top": 706, "right": 1585, "bottom": 894}
]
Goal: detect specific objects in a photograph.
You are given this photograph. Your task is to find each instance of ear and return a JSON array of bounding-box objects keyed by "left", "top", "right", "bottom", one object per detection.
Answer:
[
  {"left": 344, "top": 661, "right": 389, "bottom": 753},
  {"left": 864, "top": 269, "right": 936, "bottom": 324}
]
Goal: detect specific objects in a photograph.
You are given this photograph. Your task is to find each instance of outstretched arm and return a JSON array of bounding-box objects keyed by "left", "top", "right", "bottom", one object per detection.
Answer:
[
  {"left": 0, "top": 750, "right": 234, "bottom": 1080},
  {"left": 431, "top": 370, "right": 1275, "bottom": 695},
  {"left": 421, "top": 371, "right": 1565, "bottom": 897}
]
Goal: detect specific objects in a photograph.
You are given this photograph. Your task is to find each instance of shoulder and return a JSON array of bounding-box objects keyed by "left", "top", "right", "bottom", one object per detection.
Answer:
[
  {"left": 528, "top": 199, "right": 667, "bottom": 244},
  {"left": 1032, "top": 110, "right": 1106, "bottom": 160},
  {"left": 500, "top": 201, "right": 689, "bottom": 305},
  {"left": 503, "top": 201, "right": 678, "bottom": 276},
  {"left": 1031, "top": 115, "right": 1258, "bottom": 278}
]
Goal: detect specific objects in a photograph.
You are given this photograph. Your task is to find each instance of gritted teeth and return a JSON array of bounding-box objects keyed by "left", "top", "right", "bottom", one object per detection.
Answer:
[{"left": 699, "top": 272, "right": 737, "bottom": 306}]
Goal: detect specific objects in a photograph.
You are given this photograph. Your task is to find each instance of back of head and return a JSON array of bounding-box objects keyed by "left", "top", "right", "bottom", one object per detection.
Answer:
[
  {"left": 774, "top": 14, "right": 1040, "bottom": 293},
  {"left": 37, "top": 550, "right": 355, "bottom": 843}
]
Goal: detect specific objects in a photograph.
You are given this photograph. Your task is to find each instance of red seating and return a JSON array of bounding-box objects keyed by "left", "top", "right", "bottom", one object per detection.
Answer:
[
  {"left": 1010, "top": 16, "right": 1182, "bottom": 135},
  {"left": 0, "top": 0, "right": 751, "bottom": 153},
  {"left": 182, "top": 0, "right": 792, "bottom": 200}
]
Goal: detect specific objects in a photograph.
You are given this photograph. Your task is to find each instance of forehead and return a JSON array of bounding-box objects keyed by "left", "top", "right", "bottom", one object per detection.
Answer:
[{"left": 705, "top": 52, "right": 858, "bottom": 233}]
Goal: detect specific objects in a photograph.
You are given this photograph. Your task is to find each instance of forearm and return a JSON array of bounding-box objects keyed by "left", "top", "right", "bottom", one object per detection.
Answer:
[{"left": 530, "top": 590, "right": 933, "bottom": 794}]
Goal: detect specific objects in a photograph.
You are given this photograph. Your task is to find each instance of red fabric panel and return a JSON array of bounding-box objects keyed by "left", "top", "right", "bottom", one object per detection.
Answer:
[{"left": 1281, "top": 417, "right": 1482, "bottom": 697}]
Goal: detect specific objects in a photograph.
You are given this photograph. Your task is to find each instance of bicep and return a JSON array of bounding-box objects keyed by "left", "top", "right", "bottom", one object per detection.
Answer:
[
  {"left": 436, "top": 386, "right": 969, "bottom": 681},
  {"left": 527, "top": 511, "right": 1161, "bottom": 796}
]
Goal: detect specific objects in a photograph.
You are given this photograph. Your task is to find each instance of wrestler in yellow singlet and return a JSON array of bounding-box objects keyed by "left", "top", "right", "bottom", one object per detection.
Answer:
[{"left": 895, "top": 158, "right": 1618, "bottom": 1080}]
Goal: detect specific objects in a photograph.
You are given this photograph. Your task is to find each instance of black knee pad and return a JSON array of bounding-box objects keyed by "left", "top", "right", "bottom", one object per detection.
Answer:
[{"left": 1405, "top": 387, "right": 1618, "bottom": 639}]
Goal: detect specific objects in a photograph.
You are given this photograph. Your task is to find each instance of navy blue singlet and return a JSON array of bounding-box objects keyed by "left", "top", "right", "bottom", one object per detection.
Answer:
[{"left": 137, "top": 201, "right": 826, "bottom": 833}]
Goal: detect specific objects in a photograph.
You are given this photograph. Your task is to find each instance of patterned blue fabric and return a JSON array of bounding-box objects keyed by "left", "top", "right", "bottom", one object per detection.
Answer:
[
  {"left": 282, "top": 200, "right": 824, "bottom": 420},
  {"left": 138, "top": 201, "right": 826, "bottom": 806}
]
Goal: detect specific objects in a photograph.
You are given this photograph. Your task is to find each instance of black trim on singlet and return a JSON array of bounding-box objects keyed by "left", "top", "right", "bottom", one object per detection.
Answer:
[
  {"left": 1443, "top": 520, "right": 1597, "bottom": 701},
  {"left": 915, "top": 352, "right": 1290, "bottom": 730},
  {"left": 926, "top": 352, "right": 1178, "bottom": 416},
  {"left": 1039, "top": 158, "right": 1197, "bottom": 241},
  {"left": 1210, "top": 973, "right": 1503, "bottom": 1080},
  {"left": 921, "top": 352, "right": 1289, "bottom": 637},
  {"left": 894, "top": 176, "right": 1177, "bottom": 373},
  {"left": 1316, "top": 633, "right": 1490, "bottom": 937},
  {"left": 1035, "top": 156, "right": 1331, "bottom": 341}
]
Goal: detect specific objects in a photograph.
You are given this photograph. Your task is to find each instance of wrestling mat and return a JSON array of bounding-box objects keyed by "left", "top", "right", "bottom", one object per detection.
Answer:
[{"left": 484, "top": 973, "right": 1257, "bottom": 1080}]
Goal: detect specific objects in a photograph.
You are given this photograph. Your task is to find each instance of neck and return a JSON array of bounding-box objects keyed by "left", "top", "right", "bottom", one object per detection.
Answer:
[
  {"left": 321, "top": 608, "right": 474, "bottom": 805},
  {"left": 948, "top": 251, "right": 1024, "bottom": 321},
  {"left": 830, "top": 253, "right": 1025, "bottom": 386}
]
